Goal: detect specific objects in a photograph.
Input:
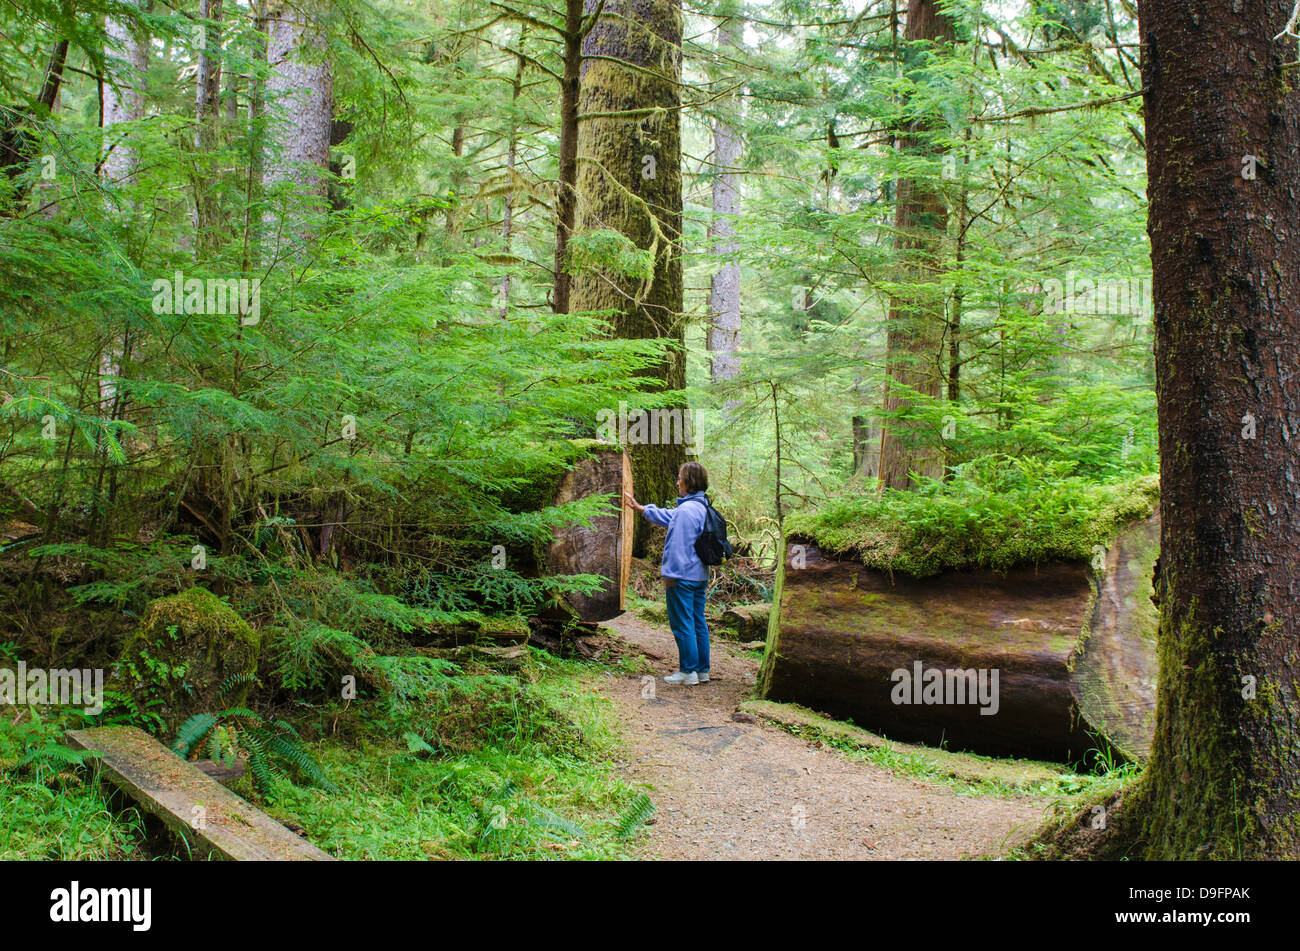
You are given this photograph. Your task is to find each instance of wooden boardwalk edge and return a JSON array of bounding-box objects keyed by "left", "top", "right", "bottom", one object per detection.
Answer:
[{"left": 67, "top": 726, "right": 336, "bottom": 862}]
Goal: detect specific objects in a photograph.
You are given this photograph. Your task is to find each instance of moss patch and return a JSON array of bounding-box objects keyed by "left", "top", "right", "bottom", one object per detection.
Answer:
[
  {"left": 787, "top": 469, "right": 1159, "bottom": 578},
  {"left": 738, "top": 699, "right": 1079, "bottom": 795}
]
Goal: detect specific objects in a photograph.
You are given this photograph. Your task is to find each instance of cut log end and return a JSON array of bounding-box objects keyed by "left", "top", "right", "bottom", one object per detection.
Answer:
[
  {"left": 544, "top": 446, "right": 631, "bottom": 622},
  {"left": 760, "top": 515, "right": 1160, "bottom": 764}
]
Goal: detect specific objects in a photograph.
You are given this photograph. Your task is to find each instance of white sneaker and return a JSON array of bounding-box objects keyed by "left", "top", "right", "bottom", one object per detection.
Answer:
[
  {"left": 697, "top": 672, "right": 710, "bottom": 683},
  {"left": 664, "top": 670, "right": 699, "bottom": 686}
]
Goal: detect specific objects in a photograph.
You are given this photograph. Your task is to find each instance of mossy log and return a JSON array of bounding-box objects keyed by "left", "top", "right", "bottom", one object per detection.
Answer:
[
  {"left": 719, "top": 603, "right": 771, "bottom": 640},
  {"left": 759, "top": 515, "right": 1159, "bottom": 763},
  {"left": 542, "top": 446, "right": 633, "bottom": 622}
]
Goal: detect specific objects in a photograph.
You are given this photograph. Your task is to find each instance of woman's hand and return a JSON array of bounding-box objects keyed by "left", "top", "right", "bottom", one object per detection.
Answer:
[{"left": 623, "top": 491, "right": 644, "bottom": 513}]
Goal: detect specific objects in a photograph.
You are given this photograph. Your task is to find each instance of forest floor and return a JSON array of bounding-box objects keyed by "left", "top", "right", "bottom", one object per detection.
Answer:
[{"left": 596, "top": 613, "right": 1057, "bottom": 860}]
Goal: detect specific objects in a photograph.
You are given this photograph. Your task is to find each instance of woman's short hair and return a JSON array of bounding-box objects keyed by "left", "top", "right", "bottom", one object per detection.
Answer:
[{"left": 679, "top": 461, "right": 708, "bottom": 494}]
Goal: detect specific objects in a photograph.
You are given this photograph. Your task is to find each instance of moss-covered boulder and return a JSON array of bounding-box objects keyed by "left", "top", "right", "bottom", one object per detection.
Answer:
[{"left": 119, "top": 587, "right": 260, "bottom": 734}]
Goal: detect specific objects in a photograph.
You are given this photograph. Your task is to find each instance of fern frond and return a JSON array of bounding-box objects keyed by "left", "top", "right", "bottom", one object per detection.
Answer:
[
  {"left": 172, "top": 713, "right": 218, "bottom": 756},
  {"left": 615, "top": 792, "right": 655, "bottom": 839},
  {"left": 217, "top": 673, "right": 258, "bottom": 697}
]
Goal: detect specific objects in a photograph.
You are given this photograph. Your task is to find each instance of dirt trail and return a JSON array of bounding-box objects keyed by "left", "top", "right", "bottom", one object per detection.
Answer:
[{"left": 598, "top": 613, "right": 1050, "bottom": 860}]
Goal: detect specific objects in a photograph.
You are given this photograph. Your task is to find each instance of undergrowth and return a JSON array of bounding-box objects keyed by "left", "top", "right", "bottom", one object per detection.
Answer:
[
  {"left": 0, "top": 708, "right": 146, "bottom": 860},
  {"left": 264, "top": 651, "right": 648, "bottom": 859}
]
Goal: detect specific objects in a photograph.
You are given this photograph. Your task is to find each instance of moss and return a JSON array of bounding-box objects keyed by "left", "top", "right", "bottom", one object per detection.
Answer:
[
  {"left": 787, "top": 472, "right": 1159, "bottom": 578},
  {"left": 119, "top": 587, "right": 261, "bottom": 735}
]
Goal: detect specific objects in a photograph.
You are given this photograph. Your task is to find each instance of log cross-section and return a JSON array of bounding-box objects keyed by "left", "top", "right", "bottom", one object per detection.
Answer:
[
  {"left": 546, "top": 446, "right": 633, "bottom": 621},
  {"left": 67, "top": 726, "right": 335, "bottom": 861}
]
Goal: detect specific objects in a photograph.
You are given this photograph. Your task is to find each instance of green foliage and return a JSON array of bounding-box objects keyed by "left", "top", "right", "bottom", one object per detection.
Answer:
[
  {"left": 172, "top": 704, "right": 338, "bottom": 798},
  {"left": 787, "top": 457, "right": 1159, "bottom": 577},
  {"left": 0, "top": 708, "right": 145, "bottom": 859},
  {"left": 268, "top": 660, "right": 644, "bottom": 860},
  {"left": 614, "top": 791, "right": 656, "bottom": 840}
]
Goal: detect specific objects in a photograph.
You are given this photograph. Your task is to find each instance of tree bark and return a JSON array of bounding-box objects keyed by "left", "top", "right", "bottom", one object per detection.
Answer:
[
  {"left": 552, "top": 0, "right": 585, "bottom": 314},
  {"left": 876, "top": 0, "right": 954, "bottom": 490},
  {"left": 194, "top": 0, "right": 223, "bottom": 246},
  {"left": 543, "top": 448, "right": 633, "bottom": 621},
  {"left": 264, "top": 3, "right": 333, "bottom": 238},
  {"left": 706, "top": 12, "right": 742, "bottom": 382},
  {"left": 1118, "top": 0, "right": 1300, "bottom": 858},
  {"left": 103, "top": 7, "right": 147, "bottom": 187},
  {"left": 572, "top": 0, "right": 686, "bottom": 552}
]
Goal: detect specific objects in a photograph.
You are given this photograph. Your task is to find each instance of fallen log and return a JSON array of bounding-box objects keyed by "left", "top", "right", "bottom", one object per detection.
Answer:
[
  {"left": 719, "top": 603, "right": 770, "bottom": 640},
  {"left": 759, "top": 514, "right": 1160, "bottom": 764}
]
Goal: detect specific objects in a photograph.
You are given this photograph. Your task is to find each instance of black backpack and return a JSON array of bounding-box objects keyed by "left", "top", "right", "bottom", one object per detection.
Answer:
[{"left": 685, "top": 496, "right": 733, "bottom": 566}]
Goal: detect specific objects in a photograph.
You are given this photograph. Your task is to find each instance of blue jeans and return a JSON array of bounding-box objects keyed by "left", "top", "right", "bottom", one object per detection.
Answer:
[{"left": 664, "top": 579, "right": 710, "bottom": 674}]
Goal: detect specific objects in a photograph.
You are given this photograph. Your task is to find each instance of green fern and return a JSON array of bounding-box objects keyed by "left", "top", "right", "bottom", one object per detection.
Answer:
[
  {"left": 172, "top": 713, "right": 218, "bottom": 757},
  {"left": 169, "top": 706, "right": 333, "bottom": 798},
  {"left": 615, "top": 793, "right": 655, "bottom": 840},
  {"left": 217, "top": 673, "right": 258, "bottom": 698}
]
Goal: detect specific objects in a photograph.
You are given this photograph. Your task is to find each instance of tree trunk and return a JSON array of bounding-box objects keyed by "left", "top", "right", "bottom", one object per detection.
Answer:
[
  {"left": 102, "top": 7, "right": 147, "bottom": 187},
  {"left": 552, "top": 0, "right": 584, "bottom": 314},
  {"left": 760, "top": 515, "right": 1161, "bottom": 763},
  {"left": 706, "top": 12, "right": 741, "bottom": 382},
  {"left": 1118, "top": 0, "right": 1300, "bottom": 858},
  {"left": 99, "top": 6, "right": 148, "bottom": 419},
  {"left": 572, "top": 0, "right": 686, "bottom": 552},
  {"left": 264, "top": 3, "right": 333, "bottom": 237},
  {"left": 194, "top": 0, "right": 223, "bottom": 246},
  {"left": 876, "top": 0, "right": 954, "bottom": 490},
  {"left": 499, "top": 34, "right": 527, "bottom": 317}
]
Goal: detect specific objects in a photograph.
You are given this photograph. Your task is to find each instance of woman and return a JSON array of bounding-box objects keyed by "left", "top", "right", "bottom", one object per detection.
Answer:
[{"left": 623, "top": 462, "right": 712, "bottom": 686}]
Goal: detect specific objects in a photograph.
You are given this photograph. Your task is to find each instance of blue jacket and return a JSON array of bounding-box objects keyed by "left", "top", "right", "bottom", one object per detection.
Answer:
[{"left": 641, "top": 491, "right": 710, "bottom": 582}]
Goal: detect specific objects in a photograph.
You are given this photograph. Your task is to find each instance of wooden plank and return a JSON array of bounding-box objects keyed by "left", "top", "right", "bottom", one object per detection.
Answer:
[
  {"left": 620, "top": 449, "right": 633, "bottom": 612},
  {"left": 67, "top": 726, "right": 335, "bottom": 861}
]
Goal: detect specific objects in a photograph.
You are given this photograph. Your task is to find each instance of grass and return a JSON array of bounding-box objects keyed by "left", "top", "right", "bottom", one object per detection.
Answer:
[
  {"left": 261, "top": 650, "right": 647, "bottom": 860},
  {"left": 2, "top": 644, "right": 647, "bottom": 861},
  {"left": 0, "top": 709, "right": 148, "bottom": 860}
]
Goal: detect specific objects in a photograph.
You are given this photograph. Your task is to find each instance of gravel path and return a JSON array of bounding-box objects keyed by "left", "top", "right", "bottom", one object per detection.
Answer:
[{"left": 599, "top": 613, "right": 1051, "bottom": 860}]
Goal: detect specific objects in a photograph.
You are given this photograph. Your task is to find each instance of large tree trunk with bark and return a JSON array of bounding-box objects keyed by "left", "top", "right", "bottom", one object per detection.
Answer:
[
  {"left": 876, "top": 0, "right": 954, "bottom": 490},
  {"left": 103, "top": 6, "right": 148, "bottom": 188},
  {"left": 706, "top": 10, "right": 741, "bottom": 382},
  {"left": 552, "top": 0, "right": 584, "bottom": 314},
  {"left": 193, "top": 0, "right": 223, "bottom": 247},
  {"left": 760, "top": 515, "right": 1161, "bottom": 763},
  {"left": 572, "top": 0, "right": 686, "bottom": 553},
  {"left": 263, "top": 3, "right": 333, "bottom": 238},
  {"left": 1111, "top": 0, "right": 1300, "bottom": 859}
]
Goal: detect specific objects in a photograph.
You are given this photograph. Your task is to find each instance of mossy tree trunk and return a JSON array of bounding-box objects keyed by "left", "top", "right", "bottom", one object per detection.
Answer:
[
  {"left": 876, "top": 0, "right": 954, "bottom": 491},
  {"left": 573, "top": 0, "right": 685, "bottom": 553},
  {"left": 1127, "top": 0, "right": 1300, "bottom": 858}
]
